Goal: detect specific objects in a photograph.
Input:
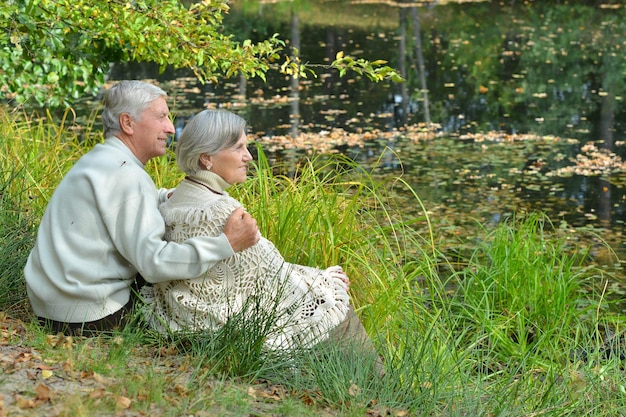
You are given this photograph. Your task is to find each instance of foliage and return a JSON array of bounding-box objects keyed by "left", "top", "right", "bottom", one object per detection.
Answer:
[
  {"left": 165, "top": 289, "right": 294, "bottom": 381},
  {"left": 450, "top": 215, "right": 596, "bottom": 366},
  {"left": 0, "top": 0, "right": 401, "bottom": 108},
  {"left": 0, "top": 170, "right": 33, "bottom": 316},
  {"left": 281, "top": 50, "right": 404, "bottom": 83},
  {"left": 3, "top": 110, "right": 626, "bottom": 416},
  {"left": 0, "top": 107, "right": 87, "bottom": 317}
]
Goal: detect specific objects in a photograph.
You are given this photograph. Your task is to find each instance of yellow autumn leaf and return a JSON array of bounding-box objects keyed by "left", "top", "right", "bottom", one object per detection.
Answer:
[
  {"left": 41, "top": 369, "right": 53, "bottom": 379},
  {"left": 116, "top": 395, "right": 131, "bottom": 409}
]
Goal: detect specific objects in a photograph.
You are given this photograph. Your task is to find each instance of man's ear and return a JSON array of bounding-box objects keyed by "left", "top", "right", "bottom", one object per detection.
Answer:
[{"left": 119, "top": 113, "right": 134, "bottom": 134}]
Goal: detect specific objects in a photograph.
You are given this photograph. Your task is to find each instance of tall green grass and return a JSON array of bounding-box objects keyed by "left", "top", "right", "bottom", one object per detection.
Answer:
[
  {"left": 236, "top": 147, "right": 437, "bottom": 330},
  {"left": 451, "top": 215, "right": 592, "bottom": 364},
  {"left": 2, "top": 105, "right": 626, "bottom": 416},
  {"left": 0, "top": 107, "right": 89, "bottom": 317}
]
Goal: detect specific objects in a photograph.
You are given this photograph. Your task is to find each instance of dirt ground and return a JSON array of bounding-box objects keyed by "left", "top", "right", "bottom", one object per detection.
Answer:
[
  {"left": 0, "top": 315, "right": 179, "bottom": 416},
  {"left": 0, "top": 314, "right": 341, "bottom": 417},
  {"left": 0, "top": 315, "right": 92, "bottom": 416}
]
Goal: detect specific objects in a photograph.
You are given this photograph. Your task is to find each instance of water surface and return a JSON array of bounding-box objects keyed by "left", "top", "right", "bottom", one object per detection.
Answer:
[{"left": 101, "top": 1, "right": 626, "bottom": 277}]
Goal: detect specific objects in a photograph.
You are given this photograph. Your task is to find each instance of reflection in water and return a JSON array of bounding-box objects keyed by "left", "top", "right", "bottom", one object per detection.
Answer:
[
  {"left": 411, "top": 4, "right": 430, "bottom": 126},
  {"left": 599, "top": 179, "right": 611, "bottom": 225},
  {"left": 290, "top": 10, "right": 300, "bottom": 138},
  {"left": 397, "top": 6, "right": 408, "bottom": 127},
  {"left": 101, "top": 2, "right": 626, "bottom": 265}
]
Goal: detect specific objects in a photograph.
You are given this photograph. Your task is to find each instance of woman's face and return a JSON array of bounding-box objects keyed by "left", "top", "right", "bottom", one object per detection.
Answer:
[{"left": 208, "top": 132, "right": 253, "bottom": 184}]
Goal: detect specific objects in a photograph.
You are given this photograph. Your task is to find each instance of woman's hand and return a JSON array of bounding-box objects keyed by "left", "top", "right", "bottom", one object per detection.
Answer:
[{"left": 328, "top": 266, "right": 350, "bottom": 291}]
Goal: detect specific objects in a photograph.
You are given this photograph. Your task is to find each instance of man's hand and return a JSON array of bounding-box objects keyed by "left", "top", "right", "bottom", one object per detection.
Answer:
[{"left": 223, "top": 207, "right": 260, "bottom": 252}]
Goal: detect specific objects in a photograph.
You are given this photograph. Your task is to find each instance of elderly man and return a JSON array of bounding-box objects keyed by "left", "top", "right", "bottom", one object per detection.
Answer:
[{"left": 24, "top": 80, "right": 260, "bottom": 335}]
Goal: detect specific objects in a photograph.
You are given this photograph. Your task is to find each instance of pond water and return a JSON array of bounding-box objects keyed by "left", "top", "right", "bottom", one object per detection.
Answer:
[{"left": 100, "top": 1, "right": 626, "bottom": 276}]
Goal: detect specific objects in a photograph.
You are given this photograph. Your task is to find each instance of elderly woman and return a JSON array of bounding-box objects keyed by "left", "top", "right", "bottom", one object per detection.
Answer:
[{"left": 144, "top": 109, "right": 376, "bottom": 353}]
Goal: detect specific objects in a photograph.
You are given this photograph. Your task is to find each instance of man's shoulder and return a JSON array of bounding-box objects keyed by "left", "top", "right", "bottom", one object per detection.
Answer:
[
  {"left": 73, "top": 139, "right": 141, "bottom": 170},
  {"left": 68, "top": 144, "right": 151, "bottom": 192},
  {"left": 86, "top": 139, "right": 140, "bottom": 164}
]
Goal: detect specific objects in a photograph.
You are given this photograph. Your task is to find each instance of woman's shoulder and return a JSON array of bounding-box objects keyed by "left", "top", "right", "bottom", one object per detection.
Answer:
[
  {"left": 165, "top": 191, "right": 241, "bottom": 210},
  {"left": 160, "top": 195, "right": 243, "bottom": 225}
]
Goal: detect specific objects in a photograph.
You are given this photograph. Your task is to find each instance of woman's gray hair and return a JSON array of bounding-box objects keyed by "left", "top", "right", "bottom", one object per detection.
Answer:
[
  {"left": 176, "top": 109, "right": 247, "bottom": 175},
  {"left": 101, "top": 80, "right": 168, "bottom": 137}
]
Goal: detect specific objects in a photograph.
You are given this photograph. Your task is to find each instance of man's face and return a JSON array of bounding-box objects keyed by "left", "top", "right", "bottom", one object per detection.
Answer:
[{"left": 129, "top": 97, "right": 175, "bottom": 164}]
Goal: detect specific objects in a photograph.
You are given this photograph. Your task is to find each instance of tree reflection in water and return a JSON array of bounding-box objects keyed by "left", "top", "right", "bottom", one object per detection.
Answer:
[{"left": 102, "top": 1, "right": 626, "bottom": 282}]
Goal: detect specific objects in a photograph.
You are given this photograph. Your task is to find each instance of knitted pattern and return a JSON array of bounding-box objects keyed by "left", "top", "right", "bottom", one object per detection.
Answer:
[{"left": 144, "top": 178, "right": 350, "bottom": 351}]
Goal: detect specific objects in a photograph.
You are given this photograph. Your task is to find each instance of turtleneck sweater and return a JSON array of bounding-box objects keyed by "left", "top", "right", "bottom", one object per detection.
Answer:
[
  {"left": 143, "top": 169, "right": 350, "bottom": 351},
  {"left": 184, "top": 169, "right": 232, "bottom": 195}
]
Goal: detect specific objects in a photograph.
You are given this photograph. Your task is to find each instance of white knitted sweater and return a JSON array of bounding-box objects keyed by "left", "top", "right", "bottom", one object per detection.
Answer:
[{"left": 143, "top": 170, "right": 350, "bottom": 350}]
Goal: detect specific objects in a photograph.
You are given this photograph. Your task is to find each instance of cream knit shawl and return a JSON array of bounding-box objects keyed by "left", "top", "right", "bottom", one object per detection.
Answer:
[{"left": 143, "top": 170, "right": 350, "bottom": 351}]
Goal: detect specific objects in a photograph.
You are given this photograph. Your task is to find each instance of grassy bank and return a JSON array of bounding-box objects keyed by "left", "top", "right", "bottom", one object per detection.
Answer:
[{"left": 1, "top": 105, "right": 626, "bottom": 416}]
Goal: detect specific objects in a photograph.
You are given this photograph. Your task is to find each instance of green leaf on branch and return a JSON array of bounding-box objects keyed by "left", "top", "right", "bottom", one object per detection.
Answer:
[{"left": 0, "top": 0, "right": 401, "bottom": 107}]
